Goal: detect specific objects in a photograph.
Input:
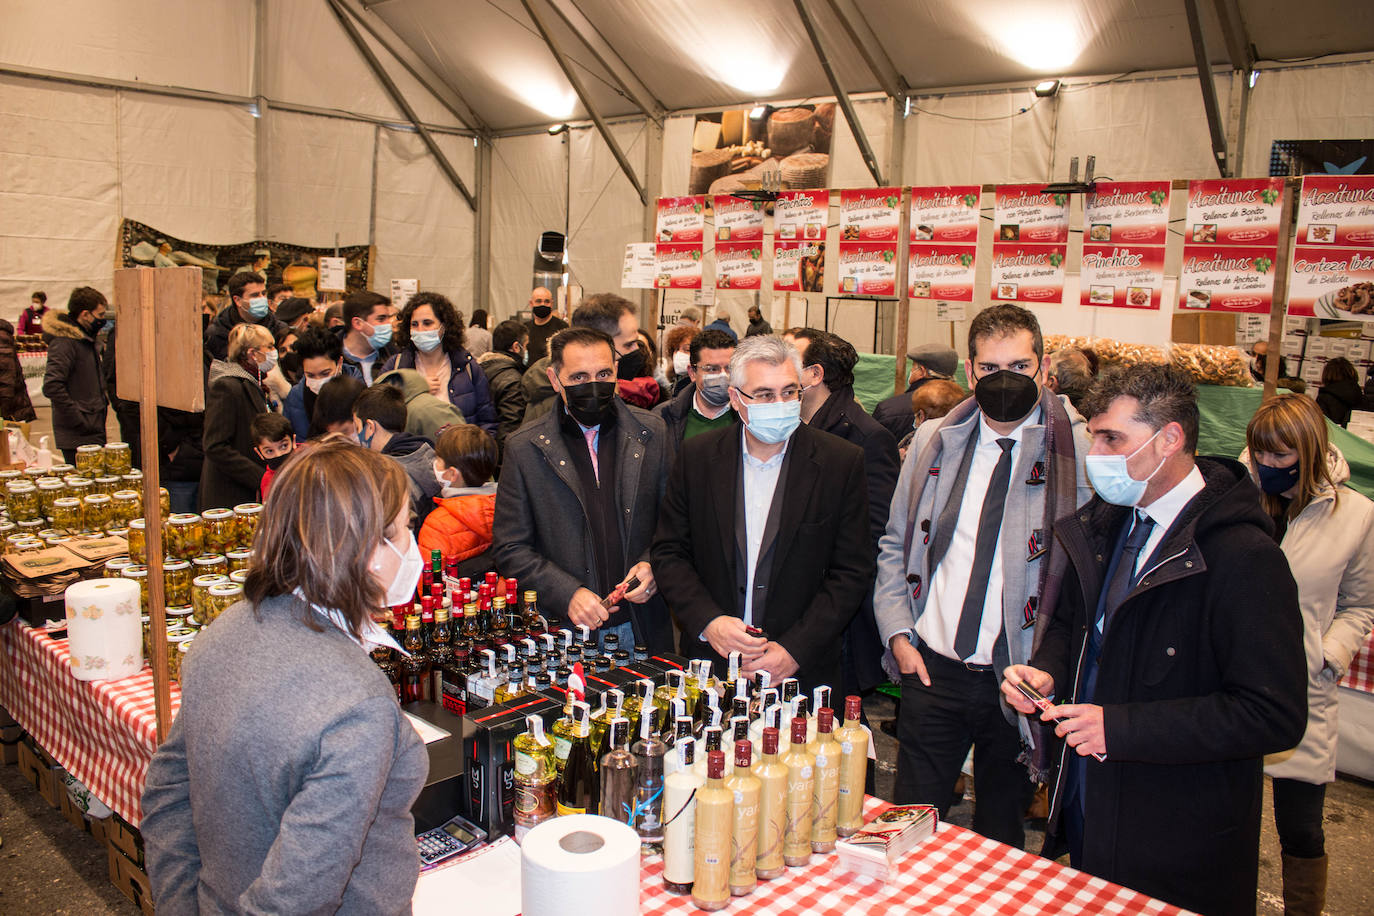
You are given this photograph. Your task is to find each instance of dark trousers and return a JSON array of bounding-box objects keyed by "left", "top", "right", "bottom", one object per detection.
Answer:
[
  {"left": 1272, "top": 777, "right": 1326, "bottom": 859},
  {"left": 895, "top": 645, "right": 1026, "bottom": 849}
]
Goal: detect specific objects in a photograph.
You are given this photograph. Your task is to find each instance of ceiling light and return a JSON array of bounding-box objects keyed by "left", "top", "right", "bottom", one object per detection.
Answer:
[
  {"left": 548, "top": 123, "right": 569, "bottom": 136},
  {"left": 1249, "top": 69, "right": 1260, "bottom": 88},
  {"left": 1034, "top": 79, "right": 1061, "bottom": 98}
]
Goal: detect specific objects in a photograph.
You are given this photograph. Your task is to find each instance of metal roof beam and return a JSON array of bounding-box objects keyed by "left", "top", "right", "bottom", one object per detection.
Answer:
[
  {"left": 1182, "top": 0, "right": 1231, "bottom": 177},
  {"left": 794, "top": 0, "right": 886, "bottom": 187},
  {"left": 1211, "top": 0, "right": 1256, "bottom": 73},
  {"left": 825, "top": 0, "right": 908, "bottom": 101},
  {"left": 547, "top": 0, "right": 665, "bottom": 122}
]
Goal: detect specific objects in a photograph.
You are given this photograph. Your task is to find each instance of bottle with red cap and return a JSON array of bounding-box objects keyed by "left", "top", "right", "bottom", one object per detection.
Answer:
[
  {"left": 810, "top": 707, "right": 839, "bottom": 853},
  {"left": 691, "top": 749, "right": 732, "bottom": 911},
  {"left": 754, "top": 726, "right": 787, "bottom": 880},
  {"left": 835, "top": 695, "right": 869, "bottom": 836},
  {"left": 726, "top": 739, "right": 761, "bottom": 895},
  {"left": 781, "top": 716, "right": 815, "bottom": 867}
]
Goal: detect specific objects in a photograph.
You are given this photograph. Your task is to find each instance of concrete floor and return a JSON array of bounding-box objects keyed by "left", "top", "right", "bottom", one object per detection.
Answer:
[{"left": 1, "top": 693, "right": 1370, "bottom": 913}]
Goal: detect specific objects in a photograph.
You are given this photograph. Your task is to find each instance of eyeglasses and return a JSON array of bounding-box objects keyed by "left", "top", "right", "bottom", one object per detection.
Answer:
[{"left": 736, "top": 386, "right": 801, "bottom": 404}]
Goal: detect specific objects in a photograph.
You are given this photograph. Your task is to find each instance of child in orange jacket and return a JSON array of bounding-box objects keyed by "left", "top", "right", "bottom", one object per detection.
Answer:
[{"left": 419, "top": 424, "right": 498, "bottom": 565}]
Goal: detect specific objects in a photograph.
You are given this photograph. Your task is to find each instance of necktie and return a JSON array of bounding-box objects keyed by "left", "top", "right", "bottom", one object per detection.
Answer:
[
  {"left": 583, "top": 427, "right": 599, "bottom": 484},
  {"left": 1101, "top": 510, "right": 1155, "bottom": 634},
  {"left": 953, "top": 437, "right": 1015, "bottom": 660}
]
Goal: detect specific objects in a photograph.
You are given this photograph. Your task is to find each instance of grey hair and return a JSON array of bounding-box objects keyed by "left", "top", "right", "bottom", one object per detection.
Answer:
[{"left": 728, "top": 334, "right": 804, "bottom": 390}]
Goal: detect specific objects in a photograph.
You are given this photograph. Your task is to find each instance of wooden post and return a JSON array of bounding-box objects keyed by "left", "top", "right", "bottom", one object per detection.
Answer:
[
  {"left": 1262, "top": 178, "right": 1298, "bottom": 401},
  {"left": 137, "top": 269, "right": 171, "bottom": 743},
  {"left": 894, "top": 188, "right": 911, "bottom": 397}
]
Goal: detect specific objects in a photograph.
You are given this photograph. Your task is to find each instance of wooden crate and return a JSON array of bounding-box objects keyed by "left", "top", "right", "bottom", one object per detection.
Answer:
[{"left": 106, "top": 812, "right": 145, "bottom": 867}]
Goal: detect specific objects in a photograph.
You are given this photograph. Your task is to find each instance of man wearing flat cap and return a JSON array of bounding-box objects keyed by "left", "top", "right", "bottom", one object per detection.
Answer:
[{"left": 873, "top": 343, "right": 959, "bottom": 441}]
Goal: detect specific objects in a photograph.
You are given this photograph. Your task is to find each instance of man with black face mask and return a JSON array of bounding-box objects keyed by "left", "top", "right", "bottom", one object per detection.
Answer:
[
  {"left": 873, "top": 303, "right": 1092, "bottom": 850},
  {"left": 43, "top": 286, "right": 111, "bottom": 464},
  {"left": 655, "top": 328, "right": 737, "bottom": 456},
  {"left": 523, "top": 287, "right": 566, "bottom": 364},
  {"left": 493, "top": 327, "right": 675, "bottom": 654}
]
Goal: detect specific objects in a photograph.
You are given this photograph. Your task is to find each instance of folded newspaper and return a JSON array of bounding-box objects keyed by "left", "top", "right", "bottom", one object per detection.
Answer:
[{"left": 835, "top": 804, "right": 938, "bottom": 882}]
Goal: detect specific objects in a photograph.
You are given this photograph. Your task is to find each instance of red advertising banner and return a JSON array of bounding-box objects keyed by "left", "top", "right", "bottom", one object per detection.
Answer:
[
  {"left": 1081, "top": 246, "right": 1166, "bottom": 310},
  {"left": 994, "top": 185, "right": 1070, "bottom": 244},
  {"left": 655, "top": 196, "right": 706, "bottom": 242},
  {"left": 837, "top": 242, "right": 898, "bottom": 295},
  {"left": 773, "top": 240, "right": 826, "bottom": 292},
  {"left": 1185, "top": 178, "right": 1283, "bottom": 247},
  {"left": 910, "top": 186, "right": 982, "bottom": 244},
  {"left": 1083, "top": 181, "right": 1171, "bottom": 246},
  {"left": 991, "top": 244, "right": 1067, "bottom": 304},
  {"left": 839, "top": 188, "right": 901, "bottom": 242},
  {"left": 654, "top": 242, "right": 704, "bottom": 289},
  {"left": 713, "top": 195, "right": 765, "bottom": 242},
  {"left": 908, "top": 244, "right": 976, "bottom": 302},
  {"left": 774, "top": 190, "right": 828, "bottom": 242},
  {"left": 1288, "top": 176, "right": 1374, "bottom": 321},
  {"left": 1177, "top": 246, "right": 1276, "bottom": 314},
  {"left": 714, "top": 241, "right": 763, "bottom": 290},
  {"left": 1296, "top": 175, "right": 1374, "bottom": 247}
]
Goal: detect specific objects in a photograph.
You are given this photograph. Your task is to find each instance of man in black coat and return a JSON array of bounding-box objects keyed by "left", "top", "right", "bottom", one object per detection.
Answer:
[
  {"left": 1003, "top": 364, "right": 1306, "bottom": 916},
  {"left": 655, "top": 328, "right": 737, "bottom": 456},
  {"left": 41, "top": 287, "right": 109, "bottom": 463},
  {"left": 203, "top": 271, "right": 287, "bottom": 365},
  {"left": 872, "top": 343, "right": 958, "bottom": 442},
  {"left": 476, "top": 319, "right": 529, "bottom": 452},
  {"left": 652, "top": 335, "right": 873, "bottom": 694},
  {"left": 492, "top": 327, "right": 673, "bottom": 652},
  {"left": 788, "top": 329, "right": 899, "bottom": 696}
]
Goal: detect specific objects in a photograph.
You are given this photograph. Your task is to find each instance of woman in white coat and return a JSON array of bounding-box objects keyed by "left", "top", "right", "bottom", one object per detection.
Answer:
[{"left": 1245, "top": 394, "right": 1374, "bottom": 916}]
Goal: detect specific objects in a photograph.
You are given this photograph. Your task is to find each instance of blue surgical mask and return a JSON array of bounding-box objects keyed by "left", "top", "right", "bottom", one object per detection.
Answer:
[
  {"left": 1085, "top": 428, "right": 1165, "bottom": 507},
  {"left": 412, "top": 329, "right": 443, "bottom": 352},
  {"left": 743, "top": 399, "right": 801, "bottom": 445},
  {"left": 366, "top": 321, "right": 392, "bottom": 351},
  {"left": 1256, "top": 460, "right": 1300, "bottom": 495},
  {"left": 356, "top": 421, "right": 374, "bottom": 449},
  {"left": 247, "top": 296, "right": 270, "bottom": 319}
]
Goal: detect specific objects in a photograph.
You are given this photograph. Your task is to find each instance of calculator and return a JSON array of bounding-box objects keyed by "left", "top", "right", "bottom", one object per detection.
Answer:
[{"left": 416, "top": 814, "right": 487, "bottom": 866}]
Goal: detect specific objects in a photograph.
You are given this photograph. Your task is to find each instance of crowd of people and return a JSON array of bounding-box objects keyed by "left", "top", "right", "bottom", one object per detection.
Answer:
[{"left": 19, "top": 279, "right": 1373, "bottom": 916}]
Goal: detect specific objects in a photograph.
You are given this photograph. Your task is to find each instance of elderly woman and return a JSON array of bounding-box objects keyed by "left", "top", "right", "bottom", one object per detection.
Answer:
[
  {"left": 200, "top": 322, "right": 274, "bottom": 508},
  {"left": 142, "top": 439, "right": 426, "bottom": 913}
]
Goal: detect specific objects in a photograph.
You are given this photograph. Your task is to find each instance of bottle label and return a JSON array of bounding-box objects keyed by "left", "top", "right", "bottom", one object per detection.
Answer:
[
  {"left": 733, "top": 790, "right": 744, "bottom": 804},
  {"left": 515, "top": 752, "right": 537, "bottom": 777},
  {"left": 554, "top": 736, "right": 572, "bottom": 760},
  {"left": 801, "top": 765, "right": 813, "bottom": 779},
  {"left": 555, "top": 801, "right": 586, "bottom": 816},
  {"left": 815, "top": 753, "right": 828, "bottom": 767},
  {"left": 841, "top": 740, "right": 853, "bottom": 755}
]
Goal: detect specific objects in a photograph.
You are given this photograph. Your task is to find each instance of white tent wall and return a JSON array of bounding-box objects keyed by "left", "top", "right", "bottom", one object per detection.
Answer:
[
  {"left": 264, "top": 110, "right": 375, "bottom": 248},
  {"left": 371, "top": 129, "right": 476, "bottom": 308},
  {"left": 568, "top": 121, "right": 649, "bottom": 312},
  {"left": 489, "top": 132, "right": 568, "bottom": 318},
  {"left": 1245, "top": 59, "right": 1374, "bottom": 174}
]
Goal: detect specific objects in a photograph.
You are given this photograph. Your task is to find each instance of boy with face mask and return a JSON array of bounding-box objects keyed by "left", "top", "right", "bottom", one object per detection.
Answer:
[
  {"left": 251, "top": 413, "right": 297, "bottom": 498},
  {"left": 873, "top": 303, "right": 1092, "bottom": 851},
  {"left": 492, "top": 326, "right": 675, "bottom": 655}
]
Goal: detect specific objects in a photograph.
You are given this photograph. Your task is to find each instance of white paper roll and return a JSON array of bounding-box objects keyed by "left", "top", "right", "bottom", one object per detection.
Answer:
[
  {"left": 520, "top": 814, "right": 641, "bottom": 916},
  {"left": 65, "top": 578, "right": 142, "bottom": 681}
]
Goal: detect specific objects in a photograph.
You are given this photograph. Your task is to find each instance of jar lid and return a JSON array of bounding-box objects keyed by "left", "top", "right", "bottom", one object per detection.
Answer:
[
  {"left": 0, "top": 470, "right": 21, "bottom": 479},
  {"left": 37, "top": 478, "right": 64, "bottom": 489},
  {"left": 208, "top": 583, "right": 244, "bottom": 596},
  {"left": 50, "top": 464, "right": 75, "bottom": 475},
  {"left": 84, "top": 493, "right": 111, "bottom": 504},
  {"left": 201, "top": 508, "right": 234, "bottom": 520},
  {"left": 52, "top": 497, "right": 81, "bottom": 507},
  {"left": 104, "top": 556, "right": 134, "bottom": 569},
  {"left": 193, "top": 573, "right": 228, "bottom": 587},
  {"left": 121, "top": 471, "right": 142, "bottom": 480},
  {"left": 192, "top": 553, "right": 226, "bottom": 565},
  {"left": 165, "top": 605, "right": 193, "bottom": 616},
  {"left": 64, "top": 476, "right": 91, "bottom": 486},
  {"left": 129, "top": 518, "right": 145, "bottom": 529},
  {"left": 163, "top": 559, "right": 190, "bottom": 571},
  {"left": 106, "top": 527, "right": 128, "bottom": 538},
  {"left": 105, "top": 442, "right": 129, "bottom": 450},
  {"left": 226, "top": 548, "right": 253, "bottom": 559},
  {"left": 112, "top": 490, "right": 140, "bottom": 500},
  {"left": 229, "top": 569, "right": 249, "bottom": 584},
  {"left": 232, "top": 503, "right": 263, "bottom": 515},
  {"left": 8, "top": 481, "right": 35, "bottom": 492},
  {"left": 168, "top": 513, "right": 201, "bottom": 525},
  {"left": 121, "top": 565, "right": 149, "bottom": 578},
  {"left": 166, "top": 626, "right": 196, "bottom": 642},
  {"left": 95, "top": 476, "right": 120, "bottom": 485},
  {"left": 76, "top": 444, "right": 102, "bottom": 453}
]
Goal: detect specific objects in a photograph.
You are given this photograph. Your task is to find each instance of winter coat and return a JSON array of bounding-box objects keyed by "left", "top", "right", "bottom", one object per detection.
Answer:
[
  {"left": 476, "top": 351, "right": 527, "bottom": 450},
  {"left": 521, "top": 356, "right": 556, "bottom": 425},
  {"left": 202, "top": 304, "right": 287, "bottom": 364},
  {"left": 373, "top": 370, "right": 466, "bottom": 443},
  {"left": 379, "top": 346, "right": 497, "bottom": 436},
  {"left": 465, "top": 326, "right": 492, "bottom": 359},
  {"left": 807, "top": 385, "right": 900, "bottom": 692},
  {"left": 1032, "top": 457, "right": 1308, "bottom": 916},
  {"left": 41, "top": 310, "right": 107, "bottom": 450},
  {"left": 282, "top": 377, "right": 312, "bottom": 441},
  {"left": 200, "top": 360, "right": 268, "bottom": 510},
  {"left": 655, "top": 381, "right": 696, "bottom": 456},
  {"left": 1240, "top": 446, "right": 1374, "bottom": 784},
  {"left": 419, "top": 483, "right": 498, "bottom": 563},
  {"left": 380, "top": 432, "right": 443, "bottom": 532},
  {"left": 872, "top": 378, "right": 929, "bottom": 443},
  {"left": 0, "top": 319, "right": 36, "bottom": 422},
  {"left": 17, "top": 306, "right": 46, "bottom": 337},
  {"left": 1316, "top": 378, "right": 1363, "bottom": 428}
]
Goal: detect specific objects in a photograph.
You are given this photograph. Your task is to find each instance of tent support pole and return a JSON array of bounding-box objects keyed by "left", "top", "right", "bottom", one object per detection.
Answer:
[
  {"left": 520, "top": 0, "right": 648, "bottom": 206},
  {"left": 546, "top": 0, "right": 665, "bottom": 122},
  {"left": 326, "top": 0, "right": 476, "bottom": 210},
  {"left": 794, "top": 0, "right": 886, "bottom": 187},
  {"left": 641, "top": 118, "right": 664, "bottom": 323},
  {"left": 254, "top": 0, "right": 269, "bottom": 239},
  {"left": 1182, "top": 0, "right": 1231, "bottom": 177},
  {"left": 475, "top": 138, "right": 494, "bottom": 318}
]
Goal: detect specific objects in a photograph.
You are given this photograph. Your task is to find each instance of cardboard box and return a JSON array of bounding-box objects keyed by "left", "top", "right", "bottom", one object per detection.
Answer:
[
  {"left": 90, "top": 815, "right": 112, "bottom": 848},
  {"left": 463, "top": 694, "right": 559, "bottom": 838},
  {"left": 1, "top": 733, "right": 22, "bottom": 765},
  {"left": 16, "top": 737, "right": 60, "bottom": 808},
  {"left": 105, "top": 813, "right": 145, "bottom": 867},
  {"left": 108, "top": 844, "right": 155, "bottom": 915}
]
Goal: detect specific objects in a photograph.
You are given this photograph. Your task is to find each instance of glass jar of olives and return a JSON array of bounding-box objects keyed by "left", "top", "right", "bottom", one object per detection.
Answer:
[
  {"left": 36, "top": 478, "right": 66, "bottom": 518},
  {"left": 83, "top": 493, "right": 112, "bottom": 533},
  {"left": 205, "top": 582, "right": 243, "bottom": 625},
  {"left": 191, "top": 553, "right": 229, "bottom": 578},
  {"left": 104, "top": 556, "right": 135, "bottom": 579},
  {"left": 10, "top": 537, "right": 44, "bottom": 554},
  {"left": 74, "top": 444, "right": 104, "bottom": 476},
  {"left": 166, "top": 626, "right": 196, "bottom": 681},
  {"left": 127, "top": 518, "right": 147, "bottom": 565},
  {"left": 228, "top": 569, "right": 249, "bottom": 586},
  {"left": 165, "top": 513, "right": 204, "bottom": 560},
  {"left": 111, "top": 490, "right": 141, "bottom": 527},
  {"left": 191, "top": 573, "right": 228, "bottom": 620},
  {"left": 200, "top": 508, "right": 236, "bottom": 554},
  {"left": 121, "top": 564, "right": 150, "bottom": 612},
  {"left": 93, "top": 475, "right": 121, "bottom": 497},
  {"left": 64, "top": 477, "right": 93, "bottom": 501},
  {"left": 225, "top": 548, "right": 253, "bottom": 572},
  {"left": 103, "top": 442, "right": 132, "bottom": 476},
  {"left": 50, "top": 497, "right": 82, "bottom": 533},
  {"left": 6, "top": 482, "right": 39, "bottom": 522},
  {"left": 163, "top": 558, "right": 192, "bottom": 606},
  {"left": 232, "top": 503, "right": 263, "bottom": 549}
]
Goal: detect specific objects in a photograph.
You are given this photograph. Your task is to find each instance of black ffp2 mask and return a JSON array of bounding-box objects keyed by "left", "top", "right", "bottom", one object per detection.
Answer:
[
  {"left": 973, "top": 368, "right": 1040, "bottom": 424},
  {"left": 563, "top": 380, "right": 617, "bottom": 427}
]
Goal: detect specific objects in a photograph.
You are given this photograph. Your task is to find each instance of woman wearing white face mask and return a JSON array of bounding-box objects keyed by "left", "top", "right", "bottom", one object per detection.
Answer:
[
  {"left": 664, "top": 325, "right": 698, "bottom": 396},
  {"left": 202, "top": 322, "right": 275, "bottom": 509},
  {"left": 282, "top": 326, "right": 355, "bottom": 440},
  {"left": 143, "top": 439, "right": 427, "bottom": 914},
  {"left": 378, "top": 291, "right": 498, "bottom": 436}
]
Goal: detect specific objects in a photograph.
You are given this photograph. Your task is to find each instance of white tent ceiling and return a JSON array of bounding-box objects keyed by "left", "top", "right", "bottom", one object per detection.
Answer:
[{"left": 362, "top": 0, "right": 1374, "bottom": 132}]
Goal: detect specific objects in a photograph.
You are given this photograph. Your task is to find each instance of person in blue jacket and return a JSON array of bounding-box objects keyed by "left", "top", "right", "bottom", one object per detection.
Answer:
[
  {"left": 281, "top": 326, "right": 349, "bottom": 441},
  {"left": 379, "top": 291, "right": 497, "bottom": 436}
]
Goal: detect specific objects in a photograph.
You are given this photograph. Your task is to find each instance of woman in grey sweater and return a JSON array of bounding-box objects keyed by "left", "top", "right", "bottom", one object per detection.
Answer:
[{"left": 142, "top": 437, "right": 429, "bottom": 914}]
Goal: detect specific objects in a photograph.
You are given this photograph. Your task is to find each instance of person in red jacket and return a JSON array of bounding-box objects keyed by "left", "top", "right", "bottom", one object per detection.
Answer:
[
  {"left": 419, "top": 424, "right": 498, "bottom": 576},
  {"left": 250, "top": 413, "right": 296, "bottom": 499}
]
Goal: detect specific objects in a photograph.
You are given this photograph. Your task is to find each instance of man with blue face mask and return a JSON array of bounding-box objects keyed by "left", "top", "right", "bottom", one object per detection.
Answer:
[
  {"left": 651, "top": 335, "right": 874, "bottom": 694},
  {"left": 336, "top": 291, "right": 396, "bottom": 386},
  {"left": 203, "top": 271, "right": 288, "bottom": 364},
  {"left": 1001, "top": 363, "right": 1306, "bottom": 916}
]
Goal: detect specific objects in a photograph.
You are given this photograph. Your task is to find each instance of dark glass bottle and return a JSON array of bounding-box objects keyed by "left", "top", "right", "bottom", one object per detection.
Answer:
[
  {"left": 557, "top": 702, "right": 595, "bottom": 816},
  {"left": 399, "top": 614, "right": 429, "bottom": 704}
]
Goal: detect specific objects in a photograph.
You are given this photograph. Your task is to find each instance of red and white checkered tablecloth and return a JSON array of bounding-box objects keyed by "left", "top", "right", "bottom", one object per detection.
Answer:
[
  {"left": 1341, "top": 632, "right": 1374, "bottom": 694},
  {"left": 638, "top": 797, "right": 1186, "bottom": 915},
  {"left": 0, "top": 620, "right": 178, "bottom": 827}
]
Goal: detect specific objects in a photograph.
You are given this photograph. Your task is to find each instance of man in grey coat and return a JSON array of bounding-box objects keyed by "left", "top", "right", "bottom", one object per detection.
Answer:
[
  {"left": 493, "top": 326, "right": 674, "bottom": 652},
  {"left": 873, "top": 304, "right": 1090, "bottom": 849}
]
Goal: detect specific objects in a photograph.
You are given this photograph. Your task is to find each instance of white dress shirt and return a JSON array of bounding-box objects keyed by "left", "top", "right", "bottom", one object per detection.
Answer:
[
  {"left": 1134, "top": 464, "right": 1206, "bottom": 576},
  {"left": 294, "top": 588, "right": 406, "bottom": 655},
  {"left": 741, "top": 430, "right": 788, "bottom": 626},
  {"left": 917, "top": 408, "right": 1040, "bottom": 665}
]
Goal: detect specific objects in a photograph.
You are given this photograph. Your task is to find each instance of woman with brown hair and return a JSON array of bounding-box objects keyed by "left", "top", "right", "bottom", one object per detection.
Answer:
[
  {"left": 200, "top": 322, "right": 275, "bottom": 509},
  {"left": 1244, "top": 394, "right": 1374, "bottom": 915},
  {"left": 142, "top": 438, "right": 428, "bottom": 914},
  {"left": 664, "top": 323, "right": 698, "bottom": 396}
]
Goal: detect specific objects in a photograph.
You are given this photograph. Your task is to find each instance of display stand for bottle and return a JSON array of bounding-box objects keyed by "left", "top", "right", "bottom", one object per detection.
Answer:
[{"left": 113, "top": 265, "right": 205, "bottom": 743}]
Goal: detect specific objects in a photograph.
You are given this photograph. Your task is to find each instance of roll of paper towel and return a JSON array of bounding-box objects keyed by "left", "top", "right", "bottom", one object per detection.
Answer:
[
  {"left": 65, "top": 578, "right": 142, "bottom": 681},
  {"left": 521, "top": 814, "right": 640, "bottom": 916}
]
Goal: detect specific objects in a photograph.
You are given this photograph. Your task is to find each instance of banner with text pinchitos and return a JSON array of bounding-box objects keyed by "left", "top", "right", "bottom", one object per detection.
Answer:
[
  {"left": 773, "top": 190, "right": 828, "bottom": 243},
  {"left": 1081, "top": 181, "right": 1171, "bottom": 309},
  {"left": 714, "top": 241, "right": 763, "bottom": 290},
  {"left": 909, "top": 185, "right": 980, "bottom": 301},
  {"left": 713, "top": 195, "right": 765, "bottom": 242},
  {"left": 992, "top": 185, "right": 1069, "bottom": 303},
  {"left": 1178, "top": 178, "right": 1282, "bottom": 314},
  {"left": 1288, "top": 174, "right": 1374, "bottom": 321}
]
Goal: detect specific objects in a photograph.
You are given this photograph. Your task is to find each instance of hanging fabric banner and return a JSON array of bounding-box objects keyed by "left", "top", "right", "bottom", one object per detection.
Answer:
[
  {"left": 992, "top": 185, "right": 1069, "bottom": 303},
  {"left": 655, "top": 243, "right": 704, "bottom": 289},
  {"left": 1080, "top": 181, "right": 1171, "bottom": 309},
  {"left": 655, "top": 196, "right": 706, "bottom": 242},
  {"left": 839, "top": 189, "right": 901, "bottom": 242},
  {"left": 773, "top": 190, "right": 828, "bottom": 242},
  {"left": 909, "top": 186, "right": 980, "bottom": 301},
  {"left": 1178, "top": 178, "right": 1283, "bottom": 313},
  {"left": 713, "top": 195, "right": 765, "bottom": 242},
  {"left": 1288, "top": 175, "right": 1374, "bottom": 321},
  {"left": 837, "top": 242, "right": 898, "bottom": 295},
  {"left": 773, "top": 240, "right": 825, "bottom": 292},
  {"left": 714, "top": 241, "right": 763, "bottom": 290}
]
